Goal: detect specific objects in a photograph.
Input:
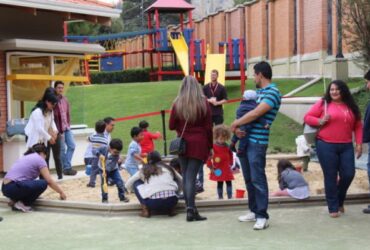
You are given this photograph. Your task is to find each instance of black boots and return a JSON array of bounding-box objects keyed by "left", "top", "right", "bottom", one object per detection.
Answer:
[{"left": 186, "top": 208, "right": 207, "bottom": 222}]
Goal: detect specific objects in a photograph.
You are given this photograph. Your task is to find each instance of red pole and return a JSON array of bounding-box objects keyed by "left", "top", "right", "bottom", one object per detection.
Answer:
[
  {"left": 155, "top": 9, "right": 162, "bottom": 81},
  {"left": 240, "top": 38, "right": 246, "bottom": 93},
  {"left": 63, "top": 21, "right": 68, "bottom": 42},
  {"left": 180, "top": 13, "right": 184, "bottom": 32}
]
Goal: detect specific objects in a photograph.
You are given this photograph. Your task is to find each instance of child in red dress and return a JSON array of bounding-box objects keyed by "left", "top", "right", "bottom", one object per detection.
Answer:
[{"left": 207, "top": 125, "right": 234, "bottom": 199}]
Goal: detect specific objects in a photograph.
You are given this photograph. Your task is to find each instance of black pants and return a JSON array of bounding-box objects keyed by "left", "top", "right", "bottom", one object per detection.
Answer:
[
  {"left": 178, "top": 156, "right": 203, "bottom": 209},
  {"left": 45, "top": 134, "right": 63, "bottom": 178},
  {"left": 2, "top": 180, "right": 48, "bottom": 206},
  {"left": 212, "top": 115, "right": 224, "bottom": 125},
  {"left": 217, "top": 181, "right": 232, "bottom": 199}
]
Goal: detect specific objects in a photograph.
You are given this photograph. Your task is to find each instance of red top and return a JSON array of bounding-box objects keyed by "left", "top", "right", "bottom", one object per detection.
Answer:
[
  {"left": 207, "top": 143, "right": 234, "bottom": 182},
  {"left": 139, "top": 129, "right": 161, "bottom": 154},
  {"left": 169, "top": 101, "right": 213, "bottom": 162},
  {"left": 304, "top": 99, "right": 363, "bottom": 144},
  {"left": 145, "top": 0, "right": 195, "bottom": 13}
]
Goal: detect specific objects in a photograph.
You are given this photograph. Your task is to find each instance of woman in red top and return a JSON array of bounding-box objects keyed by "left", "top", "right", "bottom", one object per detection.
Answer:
[
  {"left": 304, "top": 80, "right": 363, "bottom": 218},
  {"left": 169, "top": 75, "right": 213, "bottom": 222},
  {"left": 207, "top": 125, "right": 234, "bottom": 199}
]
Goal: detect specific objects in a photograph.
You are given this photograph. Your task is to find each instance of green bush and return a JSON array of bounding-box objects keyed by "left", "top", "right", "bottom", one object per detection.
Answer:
[
  {"left": 91, "top": 68, "right": 151, "bottom": 84},
  {"left": 90, "top": 66, "right": 183, "bottom": 84}
]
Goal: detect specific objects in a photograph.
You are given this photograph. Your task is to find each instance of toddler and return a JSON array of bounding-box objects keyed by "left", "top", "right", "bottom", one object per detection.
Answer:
[{"left": 124, "top": 127, "right": 145, "bottom": 176}]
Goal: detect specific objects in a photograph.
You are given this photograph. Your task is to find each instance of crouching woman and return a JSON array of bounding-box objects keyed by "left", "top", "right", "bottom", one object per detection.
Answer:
[
  {"left": 125, "top": 151, "right": 182, "bottom": 217},
  {"left": 2, "top": 143, "right": 66, "bottom": 212}
]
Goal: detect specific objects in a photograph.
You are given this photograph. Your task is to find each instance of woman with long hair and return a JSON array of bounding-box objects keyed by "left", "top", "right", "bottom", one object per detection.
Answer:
[
  {"left": 125, "top": 151, "right": 182, "bottom": 218},
  {"left": 304, "top": 80, "right": 363, "bottom": 218},
  {"left": 169, "top": 76, "right": 213, "bottom": 222}
]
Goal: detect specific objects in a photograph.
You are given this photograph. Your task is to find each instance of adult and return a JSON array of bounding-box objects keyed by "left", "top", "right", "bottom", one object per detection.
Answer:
[
  {"left": 2, "top": 144, "right": 66, "bottom": 212},
  {"left": 203, "top": 69, "right": 228, "bottom": 125},
  {"left": 104, "top": 117, "right": 115, "bottom": 142},
  {"left": 361, "top": 70, "right": 370, "bottom": 214},
  {"left": 125, "top": 151, "right": 182, "bottom": 218},
  {"left": 39, "top": 87, "right": 64, "bottom": 179},
  {"left": 169, "top": 75, "right": 213, "bottom": 222},
  {"left": 54, "top": 81, "right": 77, "bottom": 176},
  {"left": 25, "top": 92, "right": 58, "bottom": 153},
  {"left": 304, "top": 80, "right": 362, "bottom": 218},
  {"left": 231, "top": 61, "right": 281, "bottom": 230}
]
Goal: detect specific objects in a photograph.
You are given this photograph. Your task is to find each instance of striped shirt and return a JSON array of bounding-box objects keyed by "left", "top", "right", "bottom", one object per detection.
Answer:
[{"left": 249, "top": 83, "right": 281, "bottom": 145}]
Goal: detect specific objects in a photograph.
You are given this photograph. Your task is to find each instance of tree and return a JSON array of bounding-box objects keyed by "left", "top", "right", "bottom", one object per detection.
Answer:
[{"left": 342, "top": 0, "right": 370, "bottom": 68}]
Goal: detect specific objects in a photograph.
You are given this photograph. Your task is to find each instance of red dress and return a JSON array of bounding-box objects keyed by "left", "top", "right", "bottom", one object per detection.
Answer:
[{"left": 207, "top": 143, "right": 234, "bottom": 181}]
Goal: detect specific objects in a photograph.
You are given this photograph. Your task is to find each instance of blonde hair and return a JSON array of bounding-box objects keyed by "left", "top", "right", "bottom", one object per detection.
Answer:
[
  {"left": 174, "top": 76, "right": 207, "bottom": 123},
  {"left": 213, "top": 124, "right": 231, "bottom": 141}
]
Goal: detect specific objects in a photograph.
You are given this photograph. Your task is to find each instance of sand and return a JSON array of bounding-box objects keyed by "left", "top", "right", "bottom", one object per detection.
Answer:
[{"left": 41, "top": 159, "right": 370, "bottom": 203}]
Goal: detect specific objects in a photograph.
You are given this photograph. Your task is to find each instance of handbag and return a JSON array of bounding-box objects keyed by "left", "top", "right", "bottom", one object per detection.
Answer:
[
  {"left": 6, "top": 118, "right": 29, "bottom": 137},
  {"left": 303, "top": 100, "right": 327, "bottom": 144},
  {"left": 169, "top": 119, "right": 188, "bottom": 155}
]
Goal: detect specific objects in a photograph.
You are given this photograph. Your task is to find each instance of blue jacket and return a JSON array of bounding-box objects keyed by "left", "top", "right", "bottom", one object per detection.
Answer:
[{"left": 363, "top": 102, "right": 370, "bottom": 143}]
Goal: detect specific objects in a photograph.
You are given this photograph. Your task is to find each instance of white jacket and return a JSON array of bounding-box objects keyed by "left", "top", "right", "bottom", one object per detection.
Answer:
[
  {"left": 25, "top": 108, "right": 57, "bottom": 148},
  {"left": 295, "top": 135, "right": 310, "bottom": 156}
]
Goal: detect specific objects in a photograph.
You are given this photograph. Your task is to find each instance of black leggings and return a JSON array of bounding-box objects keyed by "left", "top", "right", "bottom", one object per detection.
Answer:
[
  {"left": 178, "top": 156, "right": 203, "bottom": 210},
  {"left": 217, "top": 181, "right": 232, "bottom": 199}
]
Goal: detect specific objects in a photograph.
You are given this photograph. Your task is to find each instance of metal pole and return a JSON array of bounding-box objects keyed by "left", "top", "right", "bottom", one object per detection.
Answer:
[{"left": 161, "top": 110, "right": 168, "bottom": 156}]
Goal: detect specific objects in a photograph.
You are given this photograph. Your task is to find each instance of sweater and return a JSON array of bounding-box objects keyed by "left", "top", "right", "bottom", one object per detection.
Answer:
[
  {"left": 279, "top": 168, "right": 308, "bottom": 190},
  {"left": 304, "top": 99, "right": 363, "bottom": 144},
  {"left": 169, "top": 101, "right": 213, "bottom": 162},
  {"left": 125, "top": 166, "right": 182, "bottom": 199}
]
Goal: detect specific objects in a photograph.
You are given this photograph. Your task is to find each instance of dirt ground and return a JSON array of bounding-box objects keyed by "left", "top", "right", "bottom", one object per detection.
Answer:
[{"left": 41, "top": 159, "right": 370, "bottom": 204}]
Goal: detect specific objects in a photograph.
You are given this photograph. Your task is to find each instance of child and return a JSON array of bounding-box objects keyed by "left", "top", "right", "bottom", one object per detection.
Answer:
[
  {"left": 138, "top": 120, "right": 162, "bottom": 155},
  {"left": 86, "top": 120, "right": 109, "bottom": 188},
  {"left": 124, "top": 127, "right": 145, "bottom": 176},
  {"left": 207, "top": 125, "right": 234, "bottom": 199},
  {"left": 271, "top": 159, "right": 310, "bottom": 199},
  {"left": 230, "top": 90, "right": 269, "bottom": 157},
  {"left": 97, "top": 138, "right": 129, "bottom": 203}
]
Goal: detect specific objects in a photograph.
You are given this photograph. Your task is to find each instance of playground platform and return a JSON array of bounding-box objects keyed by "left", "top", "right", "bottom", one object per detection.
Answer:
[{"left": 1, "top": 203, "right": 370, "bottom": 250}]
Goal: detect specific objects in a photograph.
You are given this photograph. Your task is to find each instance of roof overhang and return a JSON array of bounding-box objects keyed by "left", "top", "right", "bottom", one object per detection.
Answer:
[
  {"left": 0, "top": 39, "right": 106, "bottom": 54},
  {"left": 0, "top": 0, "right": 121, "bottom": 18}
]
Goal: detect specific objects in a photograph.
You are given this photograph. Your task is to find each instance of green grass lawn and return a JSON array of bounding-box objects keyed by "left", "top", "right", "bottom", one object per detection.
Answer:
[{"left": 54, "top": 78, "right": 303, "bottom": 154}]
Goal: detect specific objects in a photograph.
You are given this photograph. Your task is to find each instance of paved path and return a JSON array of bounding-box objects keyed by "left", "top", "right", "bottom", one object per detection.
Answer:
[{"left": 1, "top": 204, "right": 370, "bottom": 250}]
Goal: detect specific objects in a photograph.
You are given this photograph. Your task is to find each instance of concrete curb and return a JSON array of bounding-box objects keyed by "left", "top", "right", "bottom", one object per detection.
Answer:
[{"left": 1, "top": 193, "right": 369, "bottom": 216}]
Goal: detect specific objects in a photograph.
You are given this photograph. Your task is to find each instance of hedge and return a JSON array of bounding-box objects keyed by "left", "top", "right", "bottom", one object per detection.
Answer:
[{"left": 90, "top": 67, "right": 183, "bottom": 84}]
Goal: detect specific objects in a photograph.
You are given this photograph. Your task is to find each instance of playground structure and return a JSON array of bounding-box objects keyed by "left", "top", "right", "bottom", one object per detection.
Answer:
[{"left": 66, "top": 0, "right": 247, "bottom": 91}]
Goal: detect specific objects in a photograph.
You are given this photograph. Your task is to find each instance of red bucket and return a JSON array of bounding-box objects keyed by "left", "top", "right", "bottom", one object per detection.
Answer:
[{"left": 235, "top": 189, "right": 246, "bottom": 199}]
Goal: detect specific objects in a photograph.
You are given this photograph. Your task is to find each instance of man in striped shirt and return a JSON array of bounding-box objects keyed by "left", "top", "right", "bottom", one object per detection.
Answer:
[{"left": 231, "top": 61, "right": 281, "bottom": 230}]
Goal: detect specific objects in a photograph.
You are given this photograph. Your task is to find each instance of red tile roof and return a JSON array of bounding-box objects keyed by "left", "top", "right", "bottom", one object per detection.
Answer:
[
  {"left": 57, "top": 0, "right": 115, "bottom": 8},
  {"left": 145, "top": 0, "right": 194, "bottom": 13}
]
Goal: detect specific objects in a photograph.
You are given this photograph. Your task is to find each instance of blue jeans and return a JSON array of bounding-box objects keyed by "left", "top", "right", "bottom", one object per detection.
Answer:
[
  {"left": 133, "top": 180, "right": 178, "bottom": 211},
  {"left": 101, "top": 169, "right": 126, "bottom": 201},
  {"left": 178, "top": 156, "right": 203, "bottom": 209},
  {"left": 2, "top": 180, "right": 48, "bottom": 206},
  {"left": 240, "top": 141, "right": 269, "bottom": 219},
  {"left": 316, "top": 140, "right": 355, "bottom": 213},
  {"left": 60, "top": 129, "right": 76, "bottom": 170}
]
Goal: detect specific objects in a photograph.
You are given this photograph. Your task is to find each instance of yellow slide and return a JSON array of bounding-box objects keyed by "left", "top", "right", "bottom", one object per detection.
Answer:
[
  {"left": 204, "top": 52, "right": 226, "bottom": 85},
  {"left": 169, "top": 33, "right": 189, "bottom": 76}
]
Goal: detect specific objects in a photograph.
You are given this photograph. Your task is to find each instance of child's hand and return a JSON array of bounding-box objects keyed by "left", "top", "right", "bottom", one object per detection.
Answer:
[{"left": 118, "top": 157, "right": 123, "bottom": 165}]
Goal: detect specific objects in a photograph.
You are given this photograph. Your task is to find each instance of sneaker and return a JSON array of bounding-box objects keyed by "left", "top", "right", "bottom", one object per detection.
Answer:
[
  {"left": 102, "top": 199, "right": 108, "bottom": 203},
  {"left": 86, "top": 183, "right": 95, "bottom": 188},
  {"left": 0, "top": 216, "right": 3, "bottom": 222},
  {"left": 364, "top": 207, "right": 370, "bottom": 214},
  {"left": 253, "top": 218, "right": 269, "bottom": 230},
  {"left": 63, "top": 169, "right": 77, "bottom": 176},
  {"left": 238, "top": 212, "right": 256, "bottom": 222},
  {"left": 120, "top": 197, "right": 129, "bottom": 203},
  {"left": 13, "top": 201, "right": 32, "bottom": 213}
]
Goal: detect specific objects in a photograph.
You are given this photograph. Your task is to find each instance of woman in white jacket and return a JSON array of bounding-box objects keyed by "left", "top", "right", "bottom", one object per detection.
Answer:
[
  {"left": 25, "top": 92, "right": 58, "bottom": 148},
  {"left": 125, "top": 151, "right": 182, "bottom": 218}
]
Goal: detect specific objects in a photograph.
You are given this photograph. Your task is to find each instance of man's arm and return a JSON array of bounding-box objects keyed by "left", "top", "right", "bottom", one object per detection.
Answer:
[{"left": 231, "top": 102, "right": 272, "bottom": 131}]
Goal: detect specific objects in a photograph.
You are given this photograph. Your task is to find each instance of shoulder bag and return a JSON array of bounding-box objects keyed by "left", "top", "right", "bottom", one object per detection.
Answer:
[{"left": 169, "top": 119, "right": 188, "bottom": 155}]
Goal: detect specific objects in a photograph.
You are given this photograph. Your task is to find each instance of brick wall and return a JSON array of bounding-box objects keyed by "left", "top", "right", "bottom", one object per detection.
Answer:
[{"left": 0, "top": 51, "right": 6, "bottom": 172}]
